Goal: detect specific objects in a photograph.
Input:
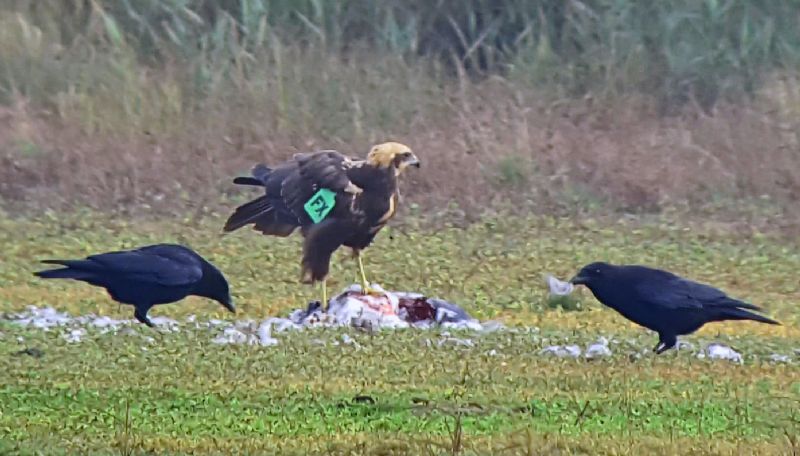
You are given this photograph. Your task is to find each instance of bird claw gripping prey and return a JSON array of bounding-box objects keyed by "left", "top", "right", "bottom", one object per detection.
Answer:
[{"left": 357, "top": 282, "right": 388, "bottom": 297}]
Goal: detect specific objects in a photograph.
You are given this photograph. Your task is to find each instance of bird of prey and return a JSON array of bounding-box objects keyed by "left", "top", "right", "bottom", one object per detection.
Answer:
[
  {"left": 570, "top": 262, "right": 780, "bottom": 354},
  {"left": 33, "top": 244, "right": 234, "bottom": 327},
  {"left": 223, "top": 142, "right": 420, "bottom": 305}
]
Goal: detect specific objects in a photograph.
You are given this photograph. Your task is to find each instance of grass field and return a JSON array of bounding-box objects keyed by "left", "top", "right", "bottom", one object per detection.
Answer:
[{"left": 1, "top": 213, "right": 799, "bottom": 455}]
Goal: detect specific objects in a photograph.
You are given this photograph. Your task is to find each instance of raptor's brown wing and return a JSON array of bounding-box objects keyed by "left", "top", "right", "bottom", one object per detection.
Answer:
[{"left": 280, "top": 150, "right": 362, "bottom": 225}]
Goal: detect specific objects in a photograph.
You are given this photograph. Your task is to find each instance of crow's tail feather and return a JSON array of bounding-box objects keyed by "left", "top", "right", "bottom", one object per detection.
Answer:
[
  {"left": 721, "top": 298, "right": 763, "bottom": 311},
  {"left": 716, "top": 306, "right": 780, "bottom": 325},
  {"left": 34, "top": 262, "right": 97, "bottom": 280}
]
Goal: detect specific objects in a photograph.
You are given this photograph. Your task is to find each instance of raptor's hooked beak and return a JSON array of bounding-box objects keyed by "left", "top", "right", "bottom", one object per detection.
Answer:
[{"left": 407, "top": 156, "right": 421, "bottom": 168}]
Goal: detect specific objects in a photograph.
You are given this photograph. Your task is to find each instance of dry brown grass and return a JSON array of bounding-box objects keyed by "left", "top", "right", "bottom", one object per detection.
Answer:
[{"left": 1, "top": 60, "right": 799, "bottom": 232}]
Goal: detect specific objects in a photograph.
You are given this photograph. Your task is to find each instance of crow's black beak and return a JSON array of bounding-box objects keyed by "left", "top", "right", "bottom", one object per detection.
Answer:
[
  {"left": 222, "top": 296, "right": 236, "bottom": 314},
  {"left": 569, "top": 275, "right": 586, "bottom": 285}
]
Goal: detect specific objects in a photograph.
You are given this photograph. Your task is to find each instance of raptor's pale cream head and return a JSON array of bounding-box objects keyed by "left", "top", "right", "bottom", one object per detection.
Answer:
[{"left": 366, "top": 142, "right": 420, "bottom": 174}]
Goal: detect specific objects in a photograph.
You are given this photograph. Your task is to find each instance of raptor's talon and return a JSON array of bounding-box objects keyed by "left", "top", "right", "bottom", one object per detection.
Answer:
[{"left": 360, "top": 284, "right": 385, "bottom": 296}]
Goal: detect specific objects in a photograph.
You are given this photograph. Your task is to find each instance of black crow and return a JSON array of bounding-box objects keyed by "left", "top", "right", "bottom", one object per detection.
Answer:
[
  {"left": 34, "top": 244, "right": 234, "bottom": 327},
  {"left": 570, "top": 262, "right": 780, "bottom": 354},
  {"left": 224, "top": 142, "right": 420, "bottom": 304}
]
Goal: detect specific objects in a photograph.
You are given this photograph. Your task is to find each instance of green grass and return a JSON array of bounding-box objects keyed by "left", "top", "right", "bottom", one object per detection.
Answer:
[{"left": 1, "top": 213, "right": 799, "bottom": 454}]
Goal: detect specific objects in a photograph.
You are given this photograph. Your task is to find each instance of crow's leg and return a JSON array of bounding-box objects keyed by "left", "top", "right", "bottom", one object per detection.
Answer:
[
  {"left": 133, "top": 305, "right": 155, "bottom": 328},
  {"left": 653, "top": 333, "right": 677, "bottom": 354}
]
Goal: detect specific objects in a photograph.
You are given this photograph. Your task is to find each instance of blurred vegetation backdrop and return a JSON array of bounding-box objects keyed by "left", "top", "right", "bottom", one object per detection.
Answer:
[{"left": 1, "top": 0, "right": 800, "bottom": 229}]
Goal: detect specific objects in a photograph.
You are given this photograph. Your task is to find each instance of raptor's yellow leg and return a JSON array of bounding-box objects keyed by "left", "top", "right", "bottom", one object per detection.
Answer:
[
  {"left": 321, "top": 280, "right": 328, "bottom": 308},
  {"left": 356, "top": 252, "right": 382, "bottom": 296}
]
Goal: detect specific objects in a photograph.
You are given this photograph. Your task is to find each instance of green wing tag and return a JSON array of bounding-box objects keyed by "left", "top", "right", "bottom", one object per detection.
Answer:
[{"left": 304, "top": 188, "right": 337, "bottom": 223}]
